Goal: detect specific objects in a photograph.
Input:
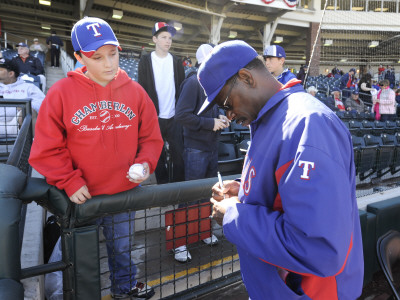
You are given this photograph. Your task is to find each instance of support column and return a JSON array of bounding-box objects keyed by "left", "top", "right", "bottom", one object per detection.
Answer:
[
  {"left": 209, "top": 16, "right": 224, "bottom": 45},
  {"left": 306, "top": 22, "right": 321, "bottom": 76},
  {"left": 262, "top": 20, "right": 279, "bottom": 51}
]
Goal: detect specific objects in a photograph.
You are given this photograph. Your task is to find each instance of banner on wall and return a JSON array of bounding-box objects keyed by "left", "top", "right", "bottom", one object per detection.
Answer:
[{"left": 232, "top": 0, "right": 298, "bottom": 10}]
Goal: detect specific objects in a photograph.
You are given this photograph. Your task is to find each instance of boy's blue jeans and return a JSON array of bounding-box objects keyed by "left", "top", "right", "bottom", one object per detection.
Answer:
[{"left": 96, "top": 211, "right": 137, "bottom": 295}]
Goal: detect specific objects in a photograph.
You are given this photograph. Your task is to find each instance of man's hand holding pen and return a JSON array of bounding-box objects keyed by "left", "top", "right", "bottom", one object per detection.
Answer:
[{"left": 210, "top": 176, "right": 241, "bottom": 226}]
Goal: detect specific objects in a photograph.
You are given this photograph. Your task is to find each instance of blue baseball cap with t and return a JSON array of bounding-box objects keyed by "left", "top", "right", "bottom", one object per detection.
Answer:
[
  {"left": 263, "top": 45, "right": 286, "bottom": 58},
  {"left": 197, "top": 40, "right": 258, "bottom": 115},
  {"left": 71, "top": 17, "right": 121, "bottom": 57}
]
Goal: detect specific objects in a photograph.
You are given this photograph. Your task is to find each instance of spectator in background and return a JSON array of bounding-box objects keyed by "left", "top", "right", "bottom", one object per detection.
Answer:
[
  {"left": 384, "top": 67, "right": 396, "bottom": 88},
  {"left": 296, "top": 65, "right": 307, "bottom": 85},
  {"left": 345, "top": 90, "right": 365, "bottom": 113},
  {"left": 0, "top": 58, "right": 44, "bottom": 135},
  {"left": 373, "top": 79, "right": 396, "bottom": 122},
  {"left": 174, "top": 44, "right": 229, "bottom": 262},
  {"left": 12, "top": 42, "right": 46, "bottom": 92},
  {"left": 358, "top": 73, "right": 376, "bottom": 103},
  {"left": 331, "top": 87, "right": 345, "bottom": 111},
  {"left": 306, "top": 86, "right": 317, "bottom": 97},
  {"left": 263, "top": 45, "right": 296, "bottom": 84},
  {"left": 378, "top": 64, "right": 385, "bottom": 81},
  {"left": 138, "top": 22, "right": 185, "bottom": 184},
  {"left": 46, "top": 30, "right": 63, "bottom": 68},
  {"left": 340, "top": 68, "right": 356, "bottom": 90},
  {"left": 30, "top": 38, "right": 48, "bottom": 54}
]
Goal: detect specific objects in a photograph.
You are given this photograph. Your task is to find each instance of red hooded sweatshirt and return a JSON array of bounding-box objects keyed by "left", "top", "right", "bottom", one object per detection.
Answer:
[{"left": 29, "top": 67, "right": 163, "bottom": 197}]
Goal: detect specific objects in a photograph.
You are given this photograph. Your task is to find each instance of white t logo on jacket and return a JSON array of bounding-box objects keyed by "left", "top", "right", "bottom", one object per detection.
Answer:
[{"left": 298, "top": 160, "right": 315, "bottom": 180}]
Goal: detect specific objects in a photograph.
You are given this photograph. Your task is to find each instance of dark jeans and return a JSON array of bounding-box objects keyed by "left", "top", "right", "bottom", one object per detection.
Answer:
[
  {"left": 380, "top": 114, "right": 396, "bottom": 122},
  {"left": 179, "top": 147, "right": 218, "bottom": 208},
  {"left": 156, "top": 117, "right": 185, "bottom": 183},
  {"left": 50, "top": 46, "right": 60, "bottom": 67}
]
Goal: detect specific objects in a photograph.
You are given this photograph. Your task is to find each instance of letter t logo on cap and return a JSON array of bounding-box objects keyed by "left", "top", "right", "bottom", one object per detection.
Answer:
[{"left": 86, "top": 23, "right": 102, "bottom": 37}]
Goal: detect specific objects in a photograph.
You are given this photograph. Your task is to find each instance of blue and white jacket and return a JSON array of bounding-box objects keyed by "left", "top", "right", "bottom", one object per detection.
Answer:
[
  {"left": 276, "top": 68, "right": 297, "bottom": 84},
  {"left": 223, "top": 80, "right": 364, "bottom": 300}
]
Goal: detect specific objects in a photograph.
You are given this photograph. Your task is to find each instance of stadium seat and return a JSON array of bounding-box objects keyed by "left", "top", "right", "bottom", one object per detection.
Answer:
[
  {"left": 373, "top": 121, "right": 386, "bottom": 136},
  {"left": 361, "top": 120, "right": 375, "bottom": 135},
  {"left": 359, "top": 210, "right": 378, "bottom": 287},
  {"left": 218, "top": 142, "right": 244, "bottom": 175},
  {"left": 381, "top": 133, "right": 400, "bottom": 175},
  {"left": 385, "top": 120, "right": 397, "bottom": 134},
  {"left": 236, "top": 139, "right": 251, "bottom": 158},
  {"left": 218, "top": 142, "right": 237, "bottom": 161},
  {"left": 351, "top": 135, "right": 378, "bottom": 179},
  {"left": 239, "top": 131, "right": 250, "bottom": 142},
  {"left": 364, "top": 135, "right": 394, "bottom": 177},
  {"left": 348, "top": 120, "right": 363, "bottom": 136},
  {"left": 364, "top": 111, "right": 375, "bottom": 121},
  {"left": 367, "top": 197, "right": 400, "bottom": 247},
  {"left": 376, "top": 230, "right": 400, "bottom": 300},
  {"left": 219, "top": 131, "right": 236, "bottom": 144}
]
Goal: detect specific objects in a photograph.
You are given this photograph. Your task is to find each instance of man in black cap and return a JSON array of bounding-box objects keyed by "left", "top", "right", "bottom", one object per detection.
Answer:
[
  {"left": 12, "top": 42, "right": 46, "bottom": 92},
  {"left": 138, "top": 22, "right": 185, "bottom": 184}
]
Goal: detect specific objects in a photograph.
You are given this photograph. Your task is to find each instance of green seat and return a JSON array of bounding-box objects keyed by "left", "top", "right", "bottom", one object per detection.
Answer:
[
  {"left": 367, "top": 197, "right": 400, "bottom": 240},
  {"left": 359, "top": 210, "right": 378, "bottom": 286}
]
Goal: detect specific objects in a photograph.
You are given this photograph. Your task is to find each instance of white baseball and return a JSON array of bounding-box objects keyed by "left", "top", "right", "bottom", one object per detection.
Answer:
[{"left": 129, "top": 164, "right": 146, "bottom": 180}]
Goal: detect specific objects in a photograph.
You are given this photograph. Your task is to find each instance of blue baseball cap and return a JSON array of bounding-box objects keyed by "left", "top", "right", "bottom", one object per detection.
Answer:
[
  {"left": 263, "top": 45, "right": 286, "bottom": 58},
  {"left": 197, "top": 40, "right": 258, "bottom": 115},
  {"left": 16, "top": 42, "right": 28, "bottom": 48},
  {"left": 352, "top": 89, "right": 359, "bottom": 95},
  {"left": 152, "top": 22, "right": 176, "bottom": 36},
  {"left": 331, "top": 87, "right": 341, "bottom": 92},
  {"left": 71, "top": 17, "right": 121, "bottom": 57},
  {"left": 349, "top": 68, "right": 356, "bottom": 73}
]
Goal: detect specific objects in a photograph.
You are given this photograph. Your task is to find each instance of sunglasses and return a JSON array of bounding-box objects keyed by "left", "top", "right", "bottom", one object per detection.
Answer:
[{"left": 218, "top": 76, "right": 237, "bottom": 112}]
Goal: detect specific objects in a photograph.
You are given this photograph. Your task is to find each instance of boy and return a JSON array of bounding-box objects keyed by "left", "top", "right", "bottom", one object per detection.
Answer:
[
  {"left": 138, "top": 22, "right": 185, "bottom": 184},
  {"left": 29, "top": 17, "right": 163, "bottom": 299},
  {"left": 263, "top": 45, "right": 296, "bottom": 84}
]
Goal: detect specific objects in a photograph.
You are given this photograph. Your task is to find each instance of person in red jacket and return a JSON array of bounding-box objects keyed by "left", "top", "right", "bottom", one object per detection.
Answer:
[{"left": 29, "top": 17, "right": 163, "bottom": 299}]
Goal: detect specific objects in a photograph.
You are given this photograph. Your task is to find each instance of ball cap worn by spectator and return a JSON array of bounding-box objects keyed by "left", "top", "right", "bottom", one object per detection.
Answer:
[
  {"left": 152, "top": 22, "right": 176, "bottom": 37},
  {"left": 263, "top": 45, "right": 286, "bottom": 58},
  {"left": 196, "top": 44, "right": 214, "bottom": 65},
  {"left": 0, "top": 58, "right": 19, "bottom": 74},
  {"left": 352, "top": 89, "right": 359, "bottom": 95},
  {"left": 71, "top": 17, "right": 121, "bottom": 58},
  {"left": 331, "top": 87, "right": 341, "bottom": 93},
  {"left": 349, "top": 68, "right": 356, "bottom": 73},
  {"left": 197, "top": 40, "right": 258, "bottom": 115},
  {"left": 16, "top": 42, "right": 28, "bottom": 48}
]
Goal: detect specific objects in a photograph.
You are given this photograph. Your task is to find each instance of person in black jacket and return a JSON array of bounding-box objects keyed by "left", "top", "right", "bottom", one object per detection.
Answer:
[
  {"left": 138, "top": 22, "right": 185, "bottom": 184},
  {"left": 46, "top": 30, "right": 63, "bottom": 68},
  {"left": 12, "top": 42, "right": 46, "bottom": 92},
  {"left": 174, "top": 44, "right": 229, "bottom": 262}
]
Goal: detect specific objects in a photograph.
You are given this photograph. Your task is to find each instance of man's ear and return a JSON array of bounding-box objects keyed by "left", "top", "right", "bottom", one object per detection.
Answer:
[{"left": 237, "top": 68, "right": 255, "bottom": 88}]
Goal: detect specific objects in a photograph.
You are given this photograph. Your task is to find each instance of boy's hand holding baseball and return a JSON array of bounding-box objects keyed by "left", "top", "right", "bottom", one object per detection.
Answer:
[
  {"left": 70, "top": 185, "right": 92, "bottom": 204},
  {"left": 126, "top": 162, "right": 150, "bottom": 183}
]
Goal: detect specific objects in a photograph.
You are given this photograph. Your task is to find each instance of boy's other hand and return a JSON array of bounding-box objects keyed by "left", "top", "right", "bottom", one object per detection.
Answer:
[
  {"left": 70, "top": 185, "right": 91, "bottom": 204},
  {"left": 210, "top": 196, "right": 241, "bottom": 226},
  {"left": 126, "top": 162, "right": 150, "bottom": 183}
]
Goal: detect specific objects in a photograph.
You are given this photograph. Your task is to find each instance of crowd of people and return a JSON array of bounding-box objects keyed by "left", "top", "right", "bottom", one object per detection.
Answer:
[{"left": 307, "top": 66, "right": 399, "bottom": 121}]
